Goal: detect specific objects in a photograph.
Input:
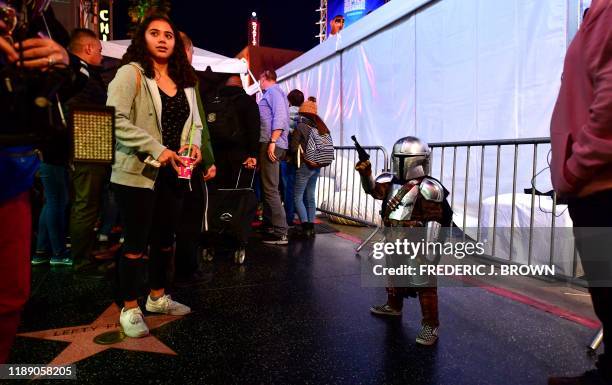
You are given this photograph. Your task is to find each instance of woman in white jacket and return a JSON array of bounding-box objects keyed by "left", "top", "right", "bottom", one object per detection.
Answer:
[{"left": 107, "top": 13, "right": 210, "bottom": 337}]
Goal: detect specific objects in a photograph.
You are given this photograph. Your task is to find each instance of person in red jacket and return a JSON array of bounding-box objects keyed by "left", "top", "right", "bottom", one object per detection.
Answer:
[
  {"left": 0, "top": 13, "right": 73, "bottom": 363},
  {"left": 549, "top": 1, "right": 612, "bottom": 384}
]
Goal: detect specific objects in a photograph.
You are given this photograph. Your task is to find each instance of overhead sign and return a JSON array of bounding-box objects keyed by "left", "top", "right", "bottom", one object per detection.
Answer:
[
  {"left": 98, "top": 1, "right": 112, "bottom": 41},
  {"left": 248, "top": 17, "right": 260, "bottom": 47},
  {"left": 327, "top": 0, "right": 386, "bottom": 36}
]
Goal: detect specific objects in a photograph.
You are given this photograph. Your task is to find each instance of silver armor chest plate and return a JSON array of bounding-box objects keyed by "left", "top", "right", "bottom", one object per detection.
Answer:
[{"left": 384, "top": 177, "right": 445, "bottom": 221}]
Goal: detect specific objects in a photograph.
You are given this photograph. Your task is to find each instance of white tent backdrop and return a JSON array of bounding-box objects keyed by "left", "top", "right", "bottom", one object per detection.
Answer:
[
  {"left": 415, "top": 0, "right": 567, "bottom": 143},
  {"left": 276, "top": 56, "right": 342, "bottom": 138},
  {"left": 341, "top": 14, "right": 416, "bottom": 151},
  {"left": 276, "top": 0, "right": 580, "bottom": 249},
  {"left": 101, "top": 39, "right": 248, "bottom": 74},
  {"left": 277, "top": 0, "right": 571, "bottom": 149}
]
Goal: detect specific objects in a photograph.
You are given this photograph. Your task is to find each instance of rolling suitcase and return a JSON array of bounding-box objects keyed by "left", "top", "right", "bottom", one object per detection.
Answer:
[{"left": 202, "top": 167, "right": 257, "bottom": 264}]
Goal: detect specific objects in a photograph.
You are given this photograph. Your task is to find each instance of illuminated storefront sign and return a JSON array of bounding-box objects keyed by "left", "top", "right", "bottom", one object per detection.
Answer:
[
  {"left": 251, "top": 21, "right": 258, "bottom": 46},
  {"left": 99, "top": 9, "right": 109, "bottom": 40},
  {"left": 98, "top": 1, "right": 112, "bottom": 41},
  {"left": 249, "top": 12, "right": 260, "bottom": 47}
]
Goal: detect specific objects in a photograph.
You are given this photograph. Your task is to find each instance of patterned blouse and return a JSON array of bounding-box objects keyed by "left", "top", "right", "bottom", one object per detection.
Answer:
[{"left": 159, "top": 88, "right": 189, "bottom": 152}]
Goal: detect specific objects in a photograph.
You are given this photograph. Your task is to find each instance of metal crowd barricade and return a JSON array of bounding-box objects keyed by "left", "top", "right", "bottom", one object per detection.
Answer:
[
  {"left": 314, "top": 138, "right": 582, "bottom": 284},
  {"left": 428, "top": 137, "right": 582, "bottom": 284},
  {"left": 315, "top": 146, "right": 389, "bottom": 248}
]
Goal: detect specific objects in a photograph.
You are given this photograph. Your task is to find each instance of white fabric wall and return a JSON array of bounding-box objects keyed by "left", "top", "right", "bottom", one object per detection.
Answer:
[
  {"left": 415, "top": 0, "right": 567, "bottom": 143},
  {"left": 278, "top": 0, "right": 572, "bottom": 246},
  {"left": 342, "top": 16, "right": 417, "bottom": 149},
  {"left": 279, "top": 56, "right": 342, "bottom": 138},
  {"left": 280, "top": 0, "right": 567, "bottom": 152}
]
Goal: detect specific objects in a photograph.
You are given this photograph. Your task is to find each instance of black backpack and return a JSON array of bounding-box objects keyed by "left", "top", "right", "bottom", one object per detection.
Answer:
[{"left": 205, "top": 94, "right": 242, "bottom": 144}]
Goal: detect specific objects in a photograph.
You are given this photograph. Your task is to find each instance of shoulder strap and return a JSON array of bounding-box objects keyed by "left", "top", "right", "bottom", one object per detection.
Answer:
[
  {"left": 301, "top": 122, "right": 315, "bottom": 139},
  {"left": 128, "top": 64, "right": 141, "bottom": 98},
  {"left": 384, "top": 180, "right": 420, "bottom": 218},
  {"left": 195, "top": 83, "right": 207, "bottom": 128}
]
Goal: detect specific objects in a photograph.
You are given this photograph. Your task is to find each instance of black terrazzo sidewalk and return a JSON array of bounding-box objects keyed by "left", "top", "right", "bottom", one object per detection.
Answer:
[{"left": 7, "top": 233, "right": 596, "bottom": 385}]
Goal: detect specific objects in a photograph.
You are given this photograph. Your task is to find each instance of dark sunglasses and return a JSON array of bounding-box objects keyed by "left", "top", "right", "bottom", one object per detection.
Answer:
[{"left": 333, "top": 19, "right": 345, "bottom": 24}]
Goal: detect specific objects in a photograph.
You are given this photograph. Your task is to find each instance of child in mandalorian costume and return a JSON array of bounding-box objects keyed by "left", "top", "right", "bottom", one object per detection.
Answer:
[{"left": 354, "top": 136, "right": 452, "bottom": 346}]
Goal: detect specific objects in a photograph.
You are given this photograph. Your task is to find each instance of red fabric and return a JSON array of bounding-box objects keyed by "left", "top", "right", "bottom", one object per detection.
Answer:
[
  {"left": 550, "top": 0, "right": 612, "bottom": 197},
  {"left": 0, "top": 192, "right": 31, "bottom": 363}
]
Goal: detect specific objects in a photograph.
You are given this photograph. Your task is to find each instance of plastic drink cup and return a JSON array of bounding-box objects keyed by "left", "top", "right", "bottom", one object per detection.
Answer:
[{"left": 178, "top": 156, "right": 196, "bottom": 179}]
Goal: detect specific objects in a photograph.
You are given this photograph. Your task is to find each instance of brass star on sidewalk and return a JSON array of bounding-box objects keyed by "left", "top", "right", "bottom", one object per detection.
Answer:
[{"left": 18, "top": 304, "right": 183, "bottom": 366}]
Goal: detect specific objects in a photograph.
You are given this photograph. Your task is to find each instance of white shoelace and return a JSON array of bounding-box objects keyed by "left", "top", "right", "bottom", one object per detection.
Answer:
[
  {"left": 129, "top": 310, "right": 144, "bottom": 324},
  {"left": 164, "top": 295, "right": 179, "bottom": 310}
]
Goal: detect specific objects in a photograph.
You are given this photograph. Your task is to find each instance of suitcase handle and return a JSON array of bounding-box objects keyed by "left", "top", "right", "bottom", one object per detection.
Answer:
[{"left": 235, "top": 166, "right": 256, "bottom": 189}]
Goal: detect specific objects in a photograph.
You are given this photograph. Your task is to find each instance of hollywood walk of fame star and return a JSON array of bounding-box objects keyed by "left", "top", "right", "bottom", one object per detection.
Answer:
[{"left": 17, "top": 304, "right": 184, "bottom": 366}]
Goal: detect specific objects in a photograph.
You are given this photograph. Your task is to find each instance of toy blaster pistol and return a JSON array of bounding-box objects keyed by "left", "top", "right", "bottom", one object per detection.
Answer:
[{"left": 351, "top": 135, "right": 370, "bottom": 162}]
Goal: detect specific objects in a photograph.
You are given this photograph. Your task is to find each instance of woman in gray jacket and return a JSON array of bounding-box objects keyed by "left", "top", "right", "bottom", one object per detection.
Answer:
[{"left": 107, "top": 14, "right": 208, "bottom": 338}]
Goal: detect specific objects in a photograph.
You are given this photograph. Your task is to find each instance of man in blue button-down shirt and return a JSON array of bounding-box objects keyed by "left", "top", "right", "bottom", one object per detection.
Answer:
[{"left": 258, "top": 70, "right": 290, "bottom": 244}]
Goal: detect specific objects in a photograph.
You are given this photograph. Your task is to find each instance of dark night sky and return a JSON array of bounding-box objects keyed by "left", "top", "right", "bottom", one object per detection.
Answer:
[{"left": 114, "top": 1, "right": 321, "bottom": 57}]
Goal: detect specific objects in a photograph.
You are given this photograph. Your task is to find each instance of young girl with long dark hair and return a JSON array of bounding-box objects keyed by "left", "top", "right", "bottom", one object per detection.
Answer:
[{"left": 107, "top": 14, "right": 207, "bottom": 337}]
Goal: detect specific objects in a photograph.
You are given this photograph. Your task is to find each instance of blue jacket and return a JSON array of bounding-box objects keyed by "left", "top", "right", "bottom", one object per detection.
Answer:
[{"left": 0, "top": 146, "right": 39, "bottom": 203}]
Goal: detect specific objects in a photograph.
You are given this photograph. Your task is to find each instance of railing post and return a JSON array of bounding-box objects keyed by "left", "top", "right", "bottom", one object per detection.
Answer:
[
  {"left": 463, "top": 146, "right": 471, "bottom": 240},
  {"left": 528, "top": 144, "right": 538, "bottom": 266},
  {"left": 492, "top": 145, "right": 501, "bottom": 258},
  {"left": 477, "top": 145, "right": 485, "bottom": 243},
  {"left": 451, "top": 147, "right": 457, "bottom": 213},
  {"left": 509, "top": 144, "right": 519, "bottom": 261}
]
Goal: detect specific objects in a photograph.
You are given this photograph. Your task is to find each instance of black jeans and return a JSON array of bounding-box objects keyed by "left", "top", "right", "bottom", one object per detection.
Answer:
[
  {"left": 113, "top": 170, "right": 184, "bottom": 301},
  {"left": 568, "top": 189, "right": 612, "bottom": 377}
]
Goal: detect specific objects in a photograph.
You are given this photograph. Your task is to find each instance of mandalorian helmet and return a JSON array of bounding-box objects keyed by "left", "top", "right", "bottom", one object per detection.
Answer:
[{"left": 391, "top": 136, "right": 431, "bottom": 183}]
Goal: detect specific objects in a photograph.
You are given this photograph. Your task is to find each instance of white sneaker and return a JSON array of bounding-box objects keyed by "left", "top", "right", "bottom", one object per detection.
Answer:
[
  {"left": 146, "top": 294, "right": 191, "bottom": 315},
  {"left": 120, "top": 307, "right": 149, "bottom": 338}
]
